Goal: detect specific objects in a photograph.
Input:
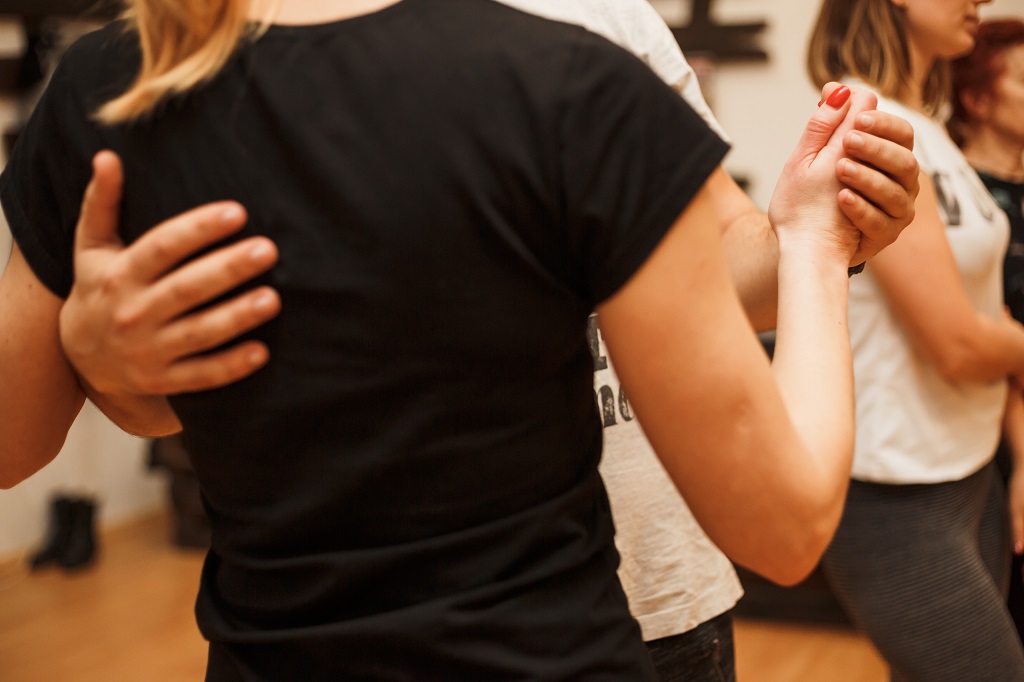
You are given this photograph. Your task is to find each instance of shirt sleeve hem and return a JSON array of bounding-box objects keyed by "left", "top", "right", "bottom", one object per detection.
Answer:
[{"left": 591, "top": 135, "right": 729, "bottom": 305}]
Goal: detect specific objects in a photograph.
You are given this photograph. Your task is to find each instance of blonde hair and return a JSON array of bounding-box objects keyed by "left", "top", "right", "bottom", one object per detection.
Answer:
[
  {"left": 807, "top": 0, "right": 950, "bottom": 115},
  {"left": 97, "top": 0, "right": 262, "bottom": 124}
]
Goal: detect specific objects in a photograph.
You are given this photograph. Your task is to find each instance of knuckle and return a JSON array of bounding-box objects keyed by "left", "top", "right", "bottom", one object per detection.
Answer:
[
  {"left": 899, "top": 154, "right": 919, "bottom": 179},
  {"left": 887, "top": 184, "right": 906, "bottom": 212},
  {"left": 126, "top": 368, "right": 159, "bottom": 394},
  {"left": 176, "top": 324, "right": 209, "bottom": 352},
  {"left": 167, "top": 279, "right": 199, "bottom": 305},
  {"left": 148, "top": 233, "right": 176, "bottom": 264},
  {"left": 111, "top": 305, "right": 145, "bottom": 333},
  {"left": 99, "top": 265, "right": 129, "bottom": 295}
]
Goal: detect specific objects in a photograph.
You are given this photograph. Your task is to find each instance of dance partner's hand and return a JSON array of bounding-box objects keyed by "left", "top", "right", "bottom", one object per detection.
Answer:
[
  {"left": 59, "top": 151, "right": 282, "bottom": 397},
  {"left": 767, "top": 82, "right": 876, "bottom": 266},
  {"left": 834, "top": 103, "right": 919, "bottom": 265}
]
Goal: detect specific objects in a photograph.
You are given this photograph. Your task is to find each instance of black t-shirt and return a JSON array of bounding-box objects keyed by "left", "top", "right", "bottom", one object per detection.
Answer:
[{"left": 1, "top": 0, "right": 728, "bottom": 678}]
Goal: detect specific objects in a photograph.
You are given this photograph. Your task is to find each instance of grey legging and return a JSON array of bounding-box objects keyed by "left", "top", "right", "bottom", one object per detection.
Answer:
[{"left": 822, "top": 461, "right": 1024, "bottom": 682}]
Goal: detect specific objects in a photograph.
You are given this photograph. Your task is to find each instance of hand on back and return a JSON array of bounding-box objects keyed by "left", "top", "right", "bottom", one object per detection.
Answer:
[{"left": 59, "top": 151, "right": 282, "bottom": 397}]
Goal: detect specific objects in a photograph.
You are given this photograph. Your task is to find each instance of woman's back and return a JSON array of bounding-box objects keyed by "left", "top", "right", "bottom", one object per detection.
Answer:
[{"left": 1, "top": 0, "right": 728, "bottom": 677}]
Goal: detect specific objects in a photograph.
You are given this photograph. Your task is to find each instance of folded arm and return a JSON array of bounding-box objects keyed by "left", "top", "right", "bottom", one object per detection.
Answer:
[
  {"left": 598, "top": 170, "right": 853, "bottom": 586},
  {"left": 870, "top": 171, "right": 1024, "bottom": 385},
  {"left": 599, "top": 88, "right": 868, "bottom": 585}
]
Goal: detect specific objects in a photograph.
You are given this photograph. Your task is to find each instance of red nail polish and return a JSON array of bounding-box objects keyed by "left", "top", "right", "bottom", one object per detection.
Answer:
[
  {"left": 826, "top": 85, "right": 851, "bottom": 108},
  {"left": 817, "top": 100, "right": 823, "bottom": 107}
]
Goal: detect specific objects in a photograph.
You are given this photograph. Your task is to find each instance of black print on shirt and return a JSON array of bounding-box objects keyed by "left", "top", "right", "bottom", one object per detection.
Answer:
[
  {"left": 933, "top": 172, "right": 961, "bottom": 227},
  {"left": 587, "top": 314, "right": 608, "bottom": 371},
  {"left": 596, "top": 383, "right": 634, "bottom": 428},
  {"left": 933, "top": 169, "right": 996, "bottom": 227},
  {"left": 588, "top": 314, "right": 634, "bottom": 428}
]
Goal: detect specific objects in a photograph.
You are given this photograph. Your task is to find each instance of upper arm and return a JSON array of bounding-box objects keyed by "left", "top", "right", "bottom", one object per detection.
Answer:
[{"left": 0, "top": 243, "right": 85, "bottom": 487}]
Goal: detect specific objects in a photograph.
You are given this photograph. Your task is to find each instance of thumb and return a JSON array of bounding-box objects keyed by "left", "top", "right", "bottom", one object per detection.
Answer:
[
  {"left": 75, "top": 150, "right": 125, "bottom": 252},
  {"left": 793, "top": 83, "right": 852, "bottom": 161}
]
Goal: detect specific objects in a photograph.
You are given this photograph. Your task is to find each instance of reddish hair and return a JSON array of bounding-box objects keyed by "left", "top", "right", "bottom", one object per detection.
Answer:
[{"left": 949, "top": 19, "right": 1024, "bottom": 147}]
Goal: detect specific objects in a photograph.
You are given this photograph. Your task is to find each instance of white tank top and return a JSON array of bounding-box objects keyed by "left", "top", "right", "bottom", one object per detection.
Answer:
[{"left": 848, "top": 88, "right": 1010, "bottom": 483}]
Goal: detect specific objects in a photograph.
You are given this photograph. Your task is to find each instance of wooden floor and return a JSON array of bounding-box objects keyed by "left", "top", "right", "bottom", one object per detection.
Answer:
[{"left": 0, "top": 512, "right": 888, "bottom": 681}]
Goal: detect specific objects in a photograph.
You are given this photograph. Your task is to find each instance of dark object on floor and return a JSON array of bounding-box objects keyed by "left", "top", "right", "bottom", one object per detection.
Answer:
[
  {"left": 59, "top": 497, "right": 97, "bottom": 570},
  {"left": 29, "top": 494, "right": 99, "bottom": 571},
  {"left": 29, "top": 496, "right": 74, "bottom": 570},
  {"left": 149, "top": 435, "right": 210, "bottom": 550}
]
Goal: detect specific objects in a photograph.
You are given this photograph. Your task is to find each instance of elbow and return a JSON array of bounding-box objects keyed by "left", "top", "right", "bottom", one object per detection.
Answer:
[
  {"left": 755, "top": 526, "right": 834, "bottom": 587},
  {"left": 0, "top": 440, "right": 67, "bottom": 489},
  {"left": 740, "top": 491, "right": 846, "bottom": 587},
  {"left": 933, "top": 344, "right": 985, "bottom": 383},
  {"left": 0, "top": 467, "right": 35, "bottom": 490}
]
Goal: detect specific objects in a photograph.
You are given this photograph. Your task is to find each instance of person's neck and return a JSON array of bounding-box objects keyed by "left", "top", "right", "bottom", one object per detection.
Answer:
[
  {"left": 902, "top": 40, "right": 934, "bottom": 114},
  {"left": 251, "top": 0, "right": 403, "bottom": 25},
  {"left": 963, "top": 129, "right": 1024, "bottom": 183}
]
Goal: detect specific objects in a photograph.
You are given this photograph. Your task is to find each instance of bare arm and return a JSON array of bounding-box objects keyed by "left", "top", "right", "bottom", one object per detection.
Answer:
[
  {"left": 598, "top": 180, "right": 851, "bottom": 586},
  {"left": 599, "top": 92, "right": 861, "bottom": 585},
  {"left": 870, "top": 171, "right": 1024, "bottom": 384},
  {"left": 0, "top": 243, "right": 86, "bottom": 488},
  {"left": 718, "top": 104, "right": 918, "bottom": 332}
]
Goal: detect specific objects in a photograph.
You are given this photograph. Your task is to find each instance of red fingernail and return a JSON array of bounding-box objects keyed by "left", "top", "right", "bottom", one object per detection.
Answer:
[
  {"left": 817, "top": 100, "right": 823, "bottom": 107},
  {"left": 826, "top": 86, "right": 851, "bottom": 108}
]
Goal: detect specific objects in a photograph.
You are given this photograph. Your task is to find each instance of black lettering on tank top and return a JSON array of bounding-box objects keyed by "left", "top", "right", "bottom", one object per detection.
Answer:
[{"left": 933, "top": 172, "right": 961, "bottom": 227}]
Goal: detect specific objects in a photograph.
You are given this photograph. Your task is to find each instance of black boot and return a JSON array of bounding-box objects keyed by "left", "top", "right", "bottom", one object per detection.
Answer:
[
  {"left": 59, "top": 497, "right": 97, "bottom": 571},
  {"left": 29, "top": 496, "right": 75, "bottom": 570}
]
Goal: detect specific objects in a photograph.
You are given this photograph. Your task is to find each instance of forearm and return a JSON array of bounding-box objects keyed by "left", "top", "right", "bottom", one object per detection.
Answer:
[
  {"left": 911, "top": 311, "right": 1024, "bottom": 384},
  {"left": 770, "top": 240, "right": 854, "bottom": 535},
  {"left": 721, "top": 212, "right": 779, "bottom": 332},
  {"left": 948, "top": 315, "right": 1024, "bottom": 385}
]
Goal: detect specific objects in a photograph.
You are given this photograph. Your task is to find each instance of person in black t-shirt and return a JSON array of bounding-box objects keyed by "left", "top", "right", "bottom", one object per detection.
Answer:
[
  {"left": 950, "top": 17, "right": 1024, "bottom": 645},
  {"left": 0, "top": 0, "right": 917, "bottom": 679}
]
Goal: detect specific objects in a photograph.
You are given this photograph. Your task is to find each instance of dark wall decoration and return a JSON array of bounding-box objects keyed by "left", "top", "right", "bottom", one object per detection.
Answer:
[{"left": 667, "top": 0, "right": 769, "bottom": 62}]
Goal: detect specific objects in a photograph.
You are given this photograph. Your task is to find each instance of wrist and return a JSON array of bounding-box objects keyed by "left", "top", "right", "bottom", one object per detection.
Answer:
[{"left": 776, "top": 234, "right": 852, "bottom": 277}]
